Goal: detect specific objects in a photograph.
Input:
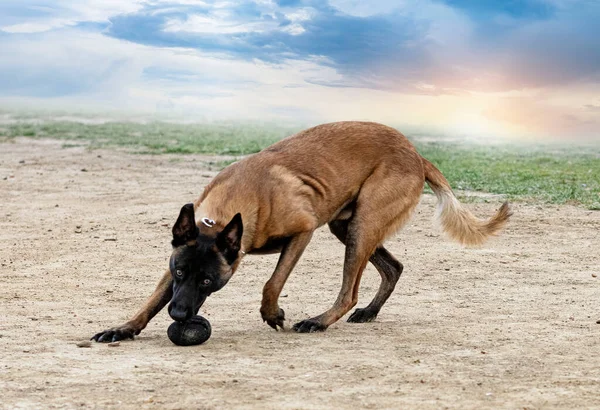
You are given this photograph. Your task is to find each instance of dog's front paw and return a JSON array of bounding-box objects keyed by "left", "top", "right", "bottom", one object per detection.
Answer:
[
  {"left": 261, "top": 307, "right": 286, "bottom": 331},
  {"left": 293, "top": 319, "right": 328, "bottom": 333},
  {"left": 91, "top": 322, "right": 140, "bottom": 343}
]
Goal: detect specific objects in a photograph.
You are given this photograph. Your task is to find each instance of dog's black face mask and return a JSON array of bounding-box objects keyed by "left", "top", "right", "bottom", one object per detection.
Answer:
[{"left": 167, "top": 203, "right": 243, "bottom": 322}]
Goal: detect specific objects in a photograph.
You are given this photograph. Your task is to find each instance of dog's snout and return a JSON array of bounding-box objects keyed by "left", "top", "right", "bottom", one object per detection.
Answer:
[{"left": 168, "top": 302, "right": 191, "bottom": 322}]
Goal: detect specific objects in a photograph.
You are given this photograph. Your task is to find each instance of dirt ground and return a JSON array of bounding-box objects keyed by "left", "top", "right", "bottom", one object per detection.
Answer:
[{"left": 1, "top": 138, "right": 599, "bottom": 410}]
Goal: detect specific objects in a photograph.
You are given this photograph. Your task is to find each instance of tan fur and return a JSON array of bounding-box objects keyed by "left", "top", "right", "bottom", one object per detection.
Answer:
[
  {"left": 422, "top": 158, "right": 512, "bottom": 246},
  {"left": 192, "top": 122, "right": 511, "bottom": 331},
  {"left": 94, "top": 121, "right": 513, "bottom": 339}
]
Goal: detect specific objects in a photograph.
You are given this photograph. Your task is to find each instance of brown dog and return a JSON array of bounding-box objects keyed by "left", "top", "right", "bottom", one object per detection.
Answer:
[{"left": 92, "top": 121, "right": 511, "bottom": 341}]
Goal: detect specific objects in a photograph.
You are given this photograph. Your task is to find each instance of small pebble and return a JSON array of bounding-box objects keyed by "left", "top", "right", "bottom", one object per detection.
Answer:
[
  {"left": 592, "top": 273, "right": 597, "bottom": 278},
  {"left": 76, "top": 341, "right": 92, "bottom": 348},
  {"left": 108, "top": 341, "right": 120, "bottom": 347},
  {"left": 596, "top": 319, "right": 600, "bottom": 324}
]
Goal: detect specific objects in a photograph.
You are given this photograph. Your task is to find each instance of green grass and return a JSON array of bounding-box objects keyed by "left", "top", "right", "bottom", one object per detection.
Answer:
[
  {"left": 415, "top": 142, "right": 600, "bottom": 209},
  {"left": 4, "top": 121, "right": 298, "bottom": 155},
  {"left": 3, "top": 120, "right": 599, "bottom": 209}
]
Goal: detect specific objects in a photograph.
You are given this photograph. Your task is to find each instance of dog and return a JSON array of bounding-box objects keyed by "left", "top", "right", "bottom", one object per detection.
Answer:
[{"left": 92, "top": 121, "right": 511, "bottom": 342}]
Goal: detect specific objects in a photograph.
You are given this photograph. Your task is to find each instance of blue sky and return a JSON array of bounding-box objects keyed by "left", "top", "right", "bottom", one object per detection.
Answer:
[{"left": 1, "top": 0, "right": 599, "bottom": 139}]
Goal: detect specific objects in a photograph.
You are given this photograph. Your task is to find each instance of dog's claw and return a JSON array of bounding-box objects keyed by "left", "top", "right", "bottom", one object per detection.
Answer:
[
  {"left": 293, "top": 319, "right": 327, "bottom": 333},
  {"left": 91, "top": 323, "right": 137, "bottom": 343},
  {"left": 266, "top": 320, "right": 284, "bottom": 331},
  {"left": 347, "top": 307, "right": 378, "bottom": 323},
  {"left": 262, "top": 307, "right": 286, "bottom": 331}
]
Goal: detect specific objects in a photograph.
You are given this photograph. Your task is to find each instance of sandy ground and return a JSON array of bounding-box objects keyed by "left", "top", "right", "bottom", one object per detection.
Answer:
[{"left": 1, "top": 138, "right": 599, "bottom": 410}]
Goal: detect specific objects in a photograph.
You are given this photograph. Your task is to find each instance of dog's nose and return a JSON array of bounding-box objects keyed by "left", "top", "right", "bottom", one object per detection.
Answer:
[{"left": 168, "top": 302, "right": 191, "bottom": 322}]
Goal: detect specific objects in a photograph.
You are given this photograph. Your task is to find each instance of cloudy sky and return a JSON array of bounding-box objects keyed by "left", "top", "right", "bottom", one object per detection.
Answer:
[{"left": 1, "top": 0, "right": 599, "bottom": 139}]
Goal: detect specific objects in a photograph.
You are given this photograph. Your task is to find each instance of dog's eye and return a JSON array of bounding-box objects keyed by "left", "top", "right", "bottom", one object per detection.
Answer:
[
  {"left": 175, "top": 269, "right": 184, "bottom": 278},
  {"left": 202, "top": 279, "right": 211, "bottom": 286}
]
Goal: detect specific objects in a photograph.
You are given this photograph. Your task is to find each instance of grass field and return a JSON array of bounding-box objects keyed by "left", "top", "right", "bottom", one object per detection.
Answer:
[{"left": 1, "top": 119, "right": 599, "bottom": 209}]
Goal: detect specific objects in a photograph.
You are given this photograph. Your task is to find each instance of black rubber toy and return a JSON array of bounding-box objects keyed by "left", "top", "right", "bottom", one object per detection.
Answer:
[{"left": 167, "top": 315, "right": 212, "bottom": 346}]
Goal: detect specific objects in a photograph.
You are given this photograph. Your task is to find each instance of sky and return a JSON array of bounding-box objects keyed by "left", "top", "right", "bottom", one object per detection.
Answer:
[{"left": 1, "top": 0, "right": 599, "bottom": 140}]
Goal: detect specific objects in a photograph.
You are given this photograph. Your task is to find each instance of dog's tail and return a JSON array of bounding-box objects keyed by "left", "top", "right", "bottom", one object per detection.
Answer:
[{"left": 422, "top": 158, "right": 512, "bottom": 246}]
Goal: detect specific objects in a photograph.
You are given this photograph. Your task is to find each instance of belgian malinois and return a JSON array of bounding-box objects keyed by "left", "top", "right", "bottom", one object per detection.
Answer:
[{"left": 92, "top": 121, "right": 511, "bottom": 341}]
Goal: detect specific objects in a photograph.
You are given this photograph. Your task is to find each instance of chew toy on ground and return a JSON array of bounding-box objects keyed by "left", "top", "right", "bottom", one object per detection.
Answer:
[{"left": 167, "top": 315, "right": 211, "bottom": 346}]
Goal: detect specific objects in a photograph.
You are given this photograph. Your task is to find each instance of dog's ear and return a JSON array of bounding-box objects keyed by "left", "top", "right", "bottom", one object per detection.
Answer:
[
  {"left": 216, "top": 213, "right": 243, "bottom": 262},
  {"left": 172, "top": 203, "right": 198, "bottom": 246}
]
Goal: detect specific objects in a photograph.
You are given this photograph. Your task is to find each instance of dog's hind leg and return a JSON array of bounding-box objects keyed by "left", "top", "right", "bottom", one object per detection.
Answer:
[
  {"left": 348, "top": 247, "right": 403, "bottom": 322},
  {"left": 293, "top": 215, "right": 377, "bottom": 332},
  {"left": 293, "top": 167, "right": 422, "bottom": 333},
  {"left": 329, "top": 220, "right": 403, "bottom": 323}
]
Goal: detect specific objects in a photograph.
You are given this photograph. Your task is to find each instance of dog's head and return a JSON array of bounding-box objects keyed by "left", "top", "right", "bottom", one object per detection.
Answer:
[{"left": 167, "top": 203, "right": 243, "bottom": 322}]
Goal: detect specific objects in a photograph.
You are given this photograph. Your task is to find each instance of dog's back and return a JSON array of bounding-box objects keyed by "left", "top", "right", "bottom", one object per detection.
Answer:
[{"left": 197, "top": 122, "right": 426, "bottom": 245}]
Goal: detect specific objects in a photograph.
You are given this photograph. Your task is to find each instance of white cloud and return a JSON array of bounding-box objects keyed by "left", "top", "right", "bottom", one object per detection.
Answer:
[
  {"left": 0, "top": 0, "right": 598, "bottom": 140},
  {"left": 163, "top": 5, "right": 316, "bottom": 36},
  {"left": 0, "top": 0, "right": 145, "bottom": 33},
  {"left": 164, "top": 14, "right": 277, "bottom": 34},
  {"left": 66, "top": 0, "right": 146, "bottom": 21},
  {"left": 1, "top": 20, "right": 72, "bottom": 33},
  {"left": 0, "top": 26, "right": 349, "bottom": 121},
  {"left": 328, "top": 0, "right": 407, "bottom": 17},
  {"left": 284, "top": 7, "right": 316, "bottom": 22}
]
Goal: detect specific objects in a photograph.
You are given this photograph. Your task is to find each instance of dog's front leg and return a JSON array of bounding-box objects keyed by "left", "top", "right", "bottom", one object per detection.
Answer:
[
  {"left": 92, "top": 269, "right": 173, "bottom": 342},
  {"left": 260, "top": 231, "right": 313, "bottom": 330}
]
